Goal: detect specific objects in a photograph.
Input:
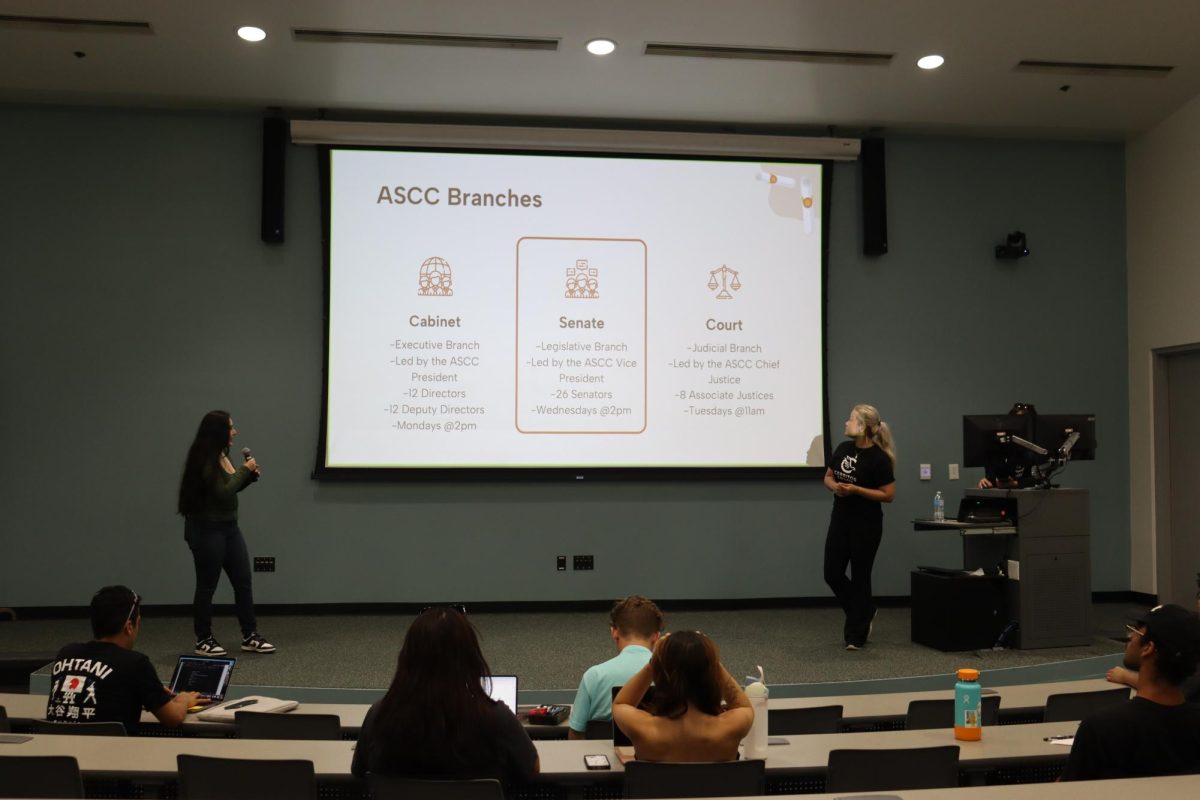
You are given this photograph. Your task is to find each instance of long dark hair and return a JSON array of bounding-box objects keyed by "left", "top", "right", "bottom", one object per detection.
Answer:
[
  {"left": 370, "top": 607, "right": 502, "bottom": 776},
  {"left": 648, "top": 631, "right": 723, "bottom": 719},
  {"left": 177, "top": 410, "right": 232, "bottom": 515}
]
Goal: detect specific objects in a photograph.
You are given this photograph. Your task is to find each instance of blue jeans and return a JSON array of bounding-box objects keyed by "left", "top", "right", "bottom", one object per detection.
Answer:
[{"left": 185, "top": 518, "right": 257, "bottom": 639}]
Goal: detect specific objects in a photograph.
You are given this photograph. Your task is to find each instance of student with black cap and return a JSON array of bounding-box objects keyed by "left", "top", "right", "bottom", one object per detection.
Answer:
[{"left": 1060, "top": 604, "right": 1200, "bottom": 781}]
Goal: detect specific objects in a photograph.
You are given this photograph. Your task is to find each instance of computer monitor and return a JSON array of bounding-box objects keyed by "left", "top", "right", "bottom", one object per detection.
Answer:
[
  {"left": 962, "top": 414, "right": 1036, "bottom": 468},
  {"left": 1035, "top": 414, "right": 1096, "bottom": 461}
]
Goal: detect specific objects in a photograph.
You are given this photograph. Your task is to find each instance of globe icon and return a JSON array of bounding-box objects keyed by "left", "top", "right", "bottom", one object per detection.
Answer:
[{"left": 418, "top": 256, "right": 453, "bottom": 296}]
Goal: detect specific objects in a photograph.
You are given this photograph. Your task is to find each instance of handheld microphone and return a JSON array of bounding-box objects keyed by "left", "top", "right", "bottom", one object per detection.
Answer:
[{"left": 241, "top": 447, "right": 253, "bottom": 462}]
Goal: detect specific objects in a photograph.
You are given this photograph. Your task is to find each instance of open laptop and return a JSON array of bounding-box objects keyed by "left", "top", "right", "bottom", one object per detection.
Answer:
[
  {"left": 483, "top": 675, "right": 518, "bottom": 715},
  {"left": 167, "top": 655, "right": 236, "bottom": 711}
]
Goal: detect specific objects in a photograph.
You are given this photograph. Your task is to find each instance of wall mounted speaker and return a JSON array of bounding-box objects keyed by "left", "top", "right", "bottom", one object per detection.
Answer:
[
  {"left": 261, "top": 117, "right": 286, "bottom": 244},
  {"left": 861, "top": 137, "right": 887, "bottom": 256}
]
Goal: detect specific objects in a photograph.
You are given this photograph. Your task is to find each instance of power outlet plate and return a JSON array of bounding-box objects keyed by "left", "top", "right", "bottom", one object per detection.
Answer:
[
  {"left": 573, "top": 555, "right": 594, "bottom": 571},
  {"left": 949, "top": 463, "right": 960, "bottom": 480},
  {"left": 253, "top": 556, "right": 275, "bottom": 573}
]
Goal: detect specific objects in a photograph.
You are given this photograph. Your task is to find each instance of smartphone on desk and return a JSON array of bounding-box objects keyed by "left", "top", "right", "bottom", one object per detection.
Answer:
[{"left": 584, "top": 754, "right": 611, "bottom": 770}]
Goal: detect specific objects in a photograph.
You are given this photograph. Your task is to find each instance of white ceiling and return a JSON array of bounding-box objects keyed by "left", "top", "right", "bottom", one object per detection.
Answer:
[{"left": 3, "top": 0, "right": 1200, "bottom": 139}]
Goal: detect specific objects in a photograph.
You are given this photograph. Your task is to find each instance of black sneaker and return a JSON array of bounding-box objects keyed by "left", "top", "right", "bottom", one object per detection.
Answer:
[
  {"left": 241, "top": 632, "right": 277, "bottom": 653},
  {"left": 194, "top": 636, "right": 227, "bottom": 656}
]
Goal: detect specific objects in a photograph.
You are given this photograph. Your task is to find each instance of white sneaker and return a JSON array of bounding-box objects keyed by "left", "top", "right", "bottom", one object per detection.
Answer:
[
  {"left": 241, "top": 632, "right": 276, "bottom": 653},
  {"left": 194, "top": 636, "right": 227, "bottom": 656}
]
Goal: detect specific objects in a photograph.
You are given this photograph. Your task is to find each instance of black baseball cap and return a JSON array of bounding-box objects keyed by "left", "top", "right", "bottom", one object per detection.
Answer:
[{"left": 1134, "top": 604, "right": 1200, "bottom": 659}]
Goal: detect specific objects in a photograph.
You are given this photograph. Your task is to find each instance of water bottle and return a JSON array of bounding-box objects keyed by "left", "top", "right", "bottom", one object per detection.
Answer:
[
  {"left": 954, "top": 668, "right": 982, "bottom": 741},
  {"left": 742, "top": 665, "right": 769, "bottom": 760},
  {"left": 933, "top": 491, "right": 945, "bottom": 522}
]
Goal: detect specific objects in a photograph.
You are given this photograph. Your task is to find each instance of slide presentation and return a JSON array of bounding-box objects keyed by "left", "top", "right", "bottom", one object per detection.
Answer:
[{"left": 323, "top": 148, "right": 826, "bottom": 472}]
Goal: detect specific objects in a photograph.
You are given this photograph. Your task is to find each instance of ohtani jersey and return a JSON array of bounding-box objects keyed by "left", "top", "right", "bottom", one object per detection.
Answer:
[{"left": 46, "top": 640, "right": 169, "bottom": 734}]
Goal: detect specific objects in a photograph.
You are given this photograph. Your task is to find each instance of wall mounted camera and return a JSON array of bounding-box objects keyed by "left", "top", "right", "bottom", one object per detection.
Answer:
[{"left": 995, "top": 230, "right": 1029, "bottom": 259}]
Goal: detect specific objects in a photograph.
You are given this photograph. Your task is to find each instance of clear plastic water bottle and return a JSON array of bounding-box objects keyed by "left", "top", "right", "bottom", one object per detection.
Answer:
[{"left": 933, "top": 491, "right": 945, "bottom": 522}]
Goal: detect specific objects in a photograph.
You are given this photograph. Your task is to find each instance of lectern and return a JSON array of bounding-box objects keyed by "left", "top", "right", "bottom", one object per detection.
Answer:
[{"left": 915, "top": 489, "right": 1091, "bottom": 649}]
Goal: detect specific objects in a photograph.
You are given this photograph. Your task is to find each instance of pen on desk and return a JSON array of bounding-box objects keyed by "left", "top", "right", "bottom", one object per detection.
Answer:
[{"left": 1043, "top": 735, "right": 1073, "bottom": 741}]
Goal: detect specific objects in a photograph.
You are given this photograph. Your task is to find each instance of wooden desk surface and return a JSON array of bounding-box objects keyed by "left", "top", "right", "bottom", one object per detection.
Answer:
[
  {"left": 1, "top": 677, "right": 1119, "bottom": 734},
  {"left": 0, "top": 722, "right": 1082, "bottom": 781}
]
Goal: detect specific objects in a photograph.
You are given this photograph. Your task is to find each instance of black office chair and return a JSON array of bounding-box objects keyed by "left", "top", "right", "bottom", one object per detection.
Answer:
[
  {"left": 768, "top": 704, "right": 843, "bottom": 735},
  {"left": 0, "top": 755, "right": 84, "bottom": 798},
  {"left": 0, "top": 705, "right": 10, "bottom": 733},
  {"left": 32, "top": 719, "right": 127, "bottom": 736},
  {"left": 585, "top": 718, "right": 614, "bottom": 739},
  {"left": 825, "top": 745, "right": 960, "bottom": 793},
  {"left": 236, "top": 710, "right": 341, "bottom": 740},
  {"left": 905, "top": 696, "right": 1001, "bottom": 730},
  {"left": 177, "top": 754, "right": 317, "bottom": 800},
  {"left": 368, "top": 775, "right": 505, "bottom": 800},
  {"left": 623, "top": 760, "right": 765, "bottom": 799},
  {"left": 1043, "top": 687, "right": 1130, "bottom": 722}
]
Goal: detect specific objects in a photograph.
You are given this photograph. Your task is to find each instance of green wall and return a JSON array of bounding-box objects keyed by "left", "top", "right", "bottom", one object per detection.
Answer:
[{"left": 0, "top": 106, "right": 1128, "bottom": 606}]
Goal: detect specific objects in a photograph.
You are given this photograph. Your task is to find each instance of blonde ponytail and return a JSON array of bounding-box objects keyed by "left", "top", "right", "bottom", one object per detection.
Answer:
[{"left": 853, "top": 403, "right": 897, "bottom": 466}]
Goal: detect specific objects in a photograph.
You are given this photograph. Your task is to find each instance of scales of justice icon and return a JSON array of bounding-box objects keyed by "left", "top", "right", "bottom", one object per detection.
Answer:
[{"left": 707, "top": 264, "right": 741, "bottom": 299}]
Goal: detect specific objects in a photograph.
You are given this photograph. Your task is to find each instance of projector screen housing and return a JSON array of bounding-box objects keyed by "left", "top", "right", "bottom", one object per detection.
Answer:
[{"left": 315, "top": 141, "right": 831, "bottom": 480}]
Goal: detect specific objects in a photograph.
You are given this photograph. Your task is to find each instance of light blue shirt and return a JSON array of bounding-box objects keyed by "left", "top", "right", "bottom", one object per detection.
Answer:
[{"left": 568, "top": 644, "right": 652, "bottom": 733}]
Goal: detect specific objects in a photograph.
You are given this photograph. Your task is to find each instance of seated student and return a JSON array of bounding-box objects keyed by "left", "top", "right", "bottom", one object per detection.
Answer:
[
  {"left": 1060, "top": 604, "right": 1200, "bottom": 781},
  {"left": 567, "top": 595, "right": 663, "bottom": 740},
  {"left": 352, "top": 606, "right": 539, "bottom": 784},
  {"left": 612, "top": 631, "right": 753, "bottom": 762},
  {"left": 45, "top": 585, "right": 202, "bottom": 734}
]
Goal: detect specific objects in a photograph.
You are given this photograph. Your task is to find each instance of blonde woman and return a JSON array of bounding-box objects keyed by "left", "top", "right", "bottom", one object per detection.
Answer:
[{"left": 823, "top": 404, "right": 896, "bottom": 650}]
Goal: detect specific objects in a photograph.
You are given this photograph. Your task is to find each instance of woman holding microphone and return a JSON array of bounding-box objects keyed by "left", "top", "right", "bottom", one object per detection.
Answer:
[
  {"left": 177, "top": 410, "right": 275, "bottom": 655},
  {"left": 824, "top": 404, "right": 896, "bottom": 651}
]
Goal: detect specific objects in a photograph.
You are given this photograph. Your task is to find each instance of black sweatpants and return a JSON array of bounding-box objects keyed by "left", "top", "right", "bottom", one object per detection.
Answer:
[
  {"left": 823, "top": 516, "right": 883, "bottom": 646},
  {"left": 185, "top": 518, "right": 257, "bottom": 639}
]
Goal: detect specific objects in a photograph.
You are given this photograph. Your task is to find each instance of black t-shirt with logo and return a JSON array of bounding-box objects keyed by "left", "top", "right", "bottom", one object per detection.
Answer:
[
  {"left": 45, "top": 641, "right": 169, "bottom": 734},
  {"left": 1059, "top": 697, "right": 1200, "bottom": 781},
  {"left": 829, "top": 440, "right": 895, "bottom": 524}
]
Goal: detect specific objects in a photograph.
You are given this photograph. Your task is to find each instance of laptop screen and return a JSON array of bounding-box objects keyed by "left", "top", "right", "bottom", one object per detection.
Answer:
[
  {"left": 168, "top": 655, "right": 236, "bottom": 701},
  {"left": 483, "top": 675, "right": 518, "bottom": 714}
]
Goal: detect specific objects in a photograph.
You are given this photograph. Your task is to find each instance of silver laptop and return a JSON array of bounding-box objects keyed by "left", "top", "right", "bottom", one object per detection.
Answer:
[
  {"left": 167, "top": 655, "right": 236, "bottom": 705},
  {"left": 483, "top": 675, "right": 518, "bottom": 714}
]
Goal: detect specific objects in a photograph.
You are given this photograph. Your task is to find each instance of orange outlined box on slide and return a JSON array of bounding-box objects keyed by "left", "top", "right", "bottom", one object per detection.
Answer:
[{"left": 515, "top": 237, "right": 647, "bottom": 434}]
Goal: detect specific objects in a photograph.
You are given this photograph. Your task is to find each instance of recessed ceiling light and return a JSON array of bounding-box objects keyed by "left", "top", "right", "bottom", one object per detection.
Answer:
[
  {"left": 238, "top": 26, "right": 267, "bottom": 43},
  {"left": 586, "top": 38, "right": 616, "bottom": 56},
  {"left": 917, "top": 54, "right": 944, "bottom": 70}
]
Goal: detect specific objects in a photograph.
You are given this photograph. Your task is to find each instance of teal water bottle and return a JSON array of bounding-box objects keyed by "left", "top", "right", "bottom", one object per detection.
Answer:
[{"left": 954, "top": 668, "right": 982, "bottom": 740}]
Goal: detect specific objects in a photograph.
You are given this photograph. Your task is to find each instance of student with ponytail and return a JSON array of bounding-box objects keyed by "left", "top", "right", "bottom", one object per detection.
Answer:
[{"left": 823, "top": 404, "right": 896, "bottom": 650}]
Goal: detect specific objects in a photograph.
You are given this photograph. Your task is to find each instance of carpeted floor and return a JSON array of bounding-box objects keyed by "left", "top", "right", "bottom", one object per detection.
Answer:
[{"left": 2, "top": 601, "right": 1142, "bottom": 698}]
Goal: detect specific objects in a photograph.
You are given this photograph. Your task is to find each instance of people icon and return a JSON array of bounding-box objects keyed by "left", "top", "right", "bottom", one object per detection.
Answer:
[{"left": 418, "top": 256, "right": 454, "bottom": 296}]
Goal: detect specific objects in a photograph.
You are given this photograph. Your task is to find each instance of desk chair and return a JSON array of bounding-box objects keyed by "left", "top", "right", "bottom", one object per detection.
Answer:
[
  {"left": 826, "top": 745, "right": 960, "bottom": 793},
  {"left": 623, "top": 760, "right": 765, "bottom": 799},
  {"left": 369, "top": 775, "right": 504, "bottom": 800},
  {"left": 0, "top": 705, "right": 9, "bottom": 733},
  {"left": 769, "top": 705, "right": 843, "bottom": 735},
  {"left": 905, "top": 696, "right": 1001, "bottom": 730},
  {"left": 235, "top": 710, "right": 341, "bottom": 740},
  {"left": 31, "top": 720, "right": 127, "bottom": 736},
  {"left": 0, "top": 755, "right": 84, "bottom": 798},
  {"left": 1043, "top": 687, "right": 1130, "bottom": 722},
  {"left": 177, "top": 754, "right": 316, "bottom": 800},
  {"left": 585, "top": 718, "right": 614, "bottom": 739}
]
